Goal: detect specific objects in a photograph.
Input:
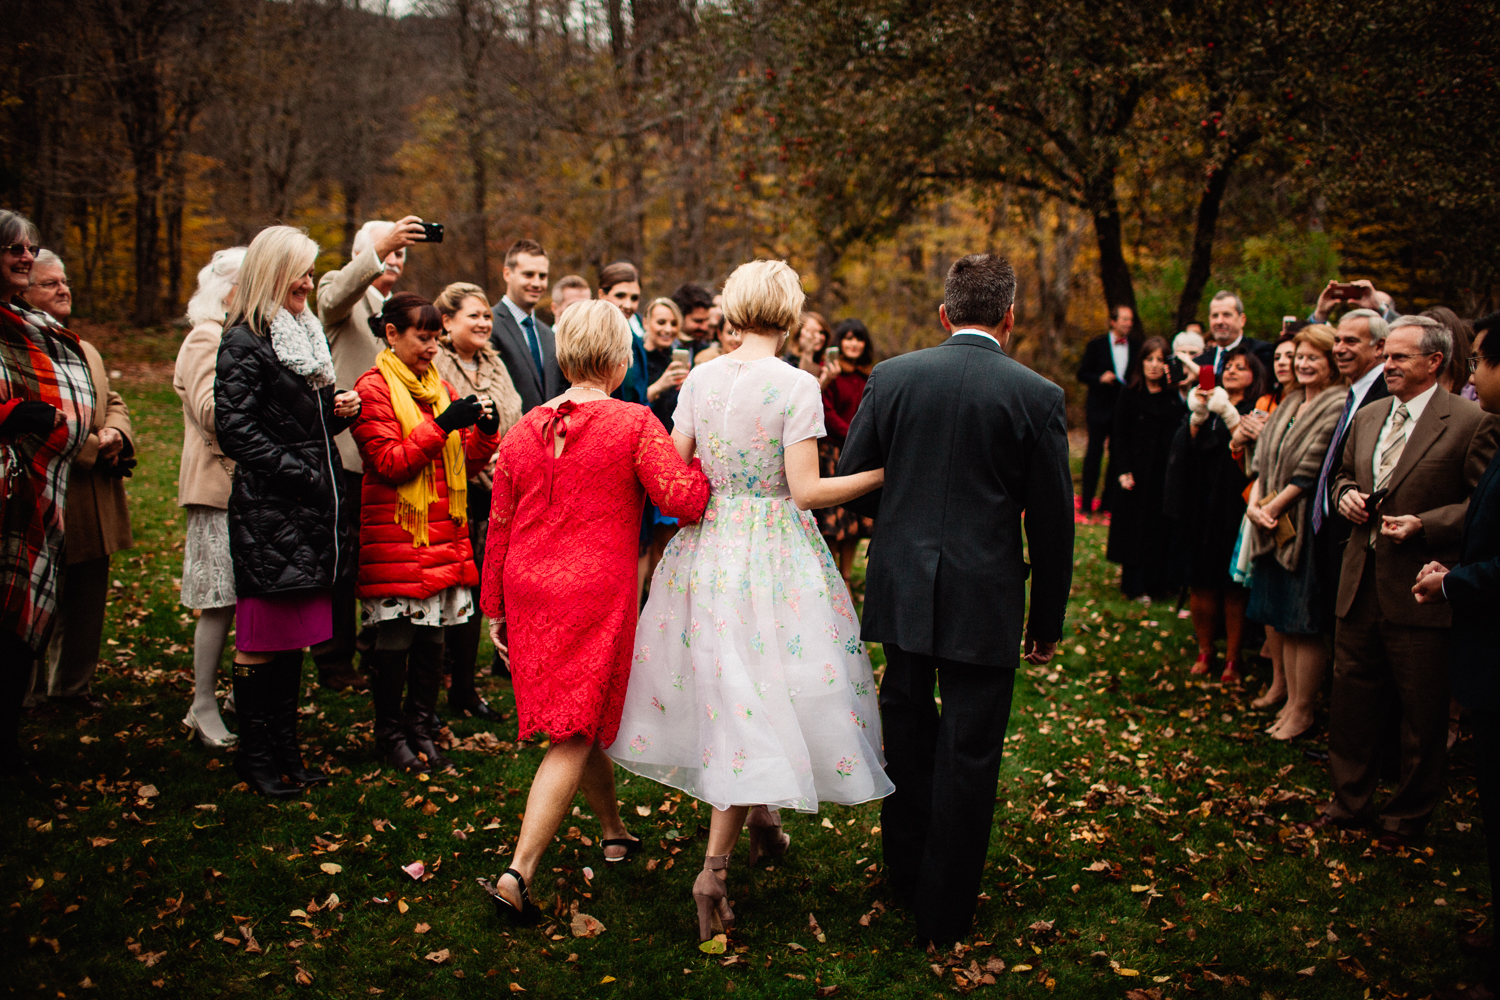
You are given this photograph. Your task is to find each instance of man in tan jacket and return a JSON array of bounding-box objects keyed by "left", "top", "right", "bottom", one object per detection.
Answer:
[
  {"left": 313, "top": 215, "right": 424, "bottom": 690},
  {"left": 1321, "top": 315, "right": 1500, "bottom": 846}
]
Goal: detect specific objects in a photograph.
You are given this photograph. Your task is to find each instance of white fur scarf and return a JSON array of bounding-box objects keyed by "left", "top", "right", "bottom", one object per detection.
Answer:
[{"left": 268, "top": 308, "right": 336, "bottom": 389}]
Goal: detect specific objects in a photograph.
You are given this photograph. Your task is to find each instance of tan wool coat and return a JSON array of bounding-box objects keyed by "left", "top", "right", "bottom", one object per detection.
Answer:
[
  {"left": 1245, "top": 383, "right": 1347, "bottom": 571},
  {"left": 316, "top": 247, "right": 387, "bottom": 474},
  {"left": 432, "top": 341, "right": 523, "bottom": 489},
  {"left": 65, "top": 341, "right": 134, "bottom": 564},
  {"left": 174, "top": 319, "right": 235, "bottom": 509}
]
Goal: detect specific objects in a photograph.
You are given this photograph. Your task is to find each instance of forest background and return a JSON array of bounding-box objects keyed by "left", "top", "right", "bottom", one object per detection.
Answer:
[{"left": 3, "top": 0, "right": 1497, "bottom": 414}]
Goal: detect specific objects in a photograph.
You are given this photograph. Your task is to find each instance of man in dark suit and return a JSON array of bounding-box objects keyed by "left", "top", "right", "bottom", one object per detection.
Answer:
[
  {"left": 838, "top": 253, "right": 1074, "bottom": 945},
  {"left": 491, "top": 238, "right": 567, "bottom": 413},
  {"left": 1320, "top": 315, "right": 1500, "bottom": 847},
  {"left": 1414, "top": 320, "right": 1500, "bottom": 1000},
  {"left": 1309, "top": 309, "right": 1392, "bottom": 622},
  {"left": 1075, "top": 304, "right": 1137, "bottom": 513},
  {"left": 1196, "top": 290, "right": 1276, "bottom": 375}
]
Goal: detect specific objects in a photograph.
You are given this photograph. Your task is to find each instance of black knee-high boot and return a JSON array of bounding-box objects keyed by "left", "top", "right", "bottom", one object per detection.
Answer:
[
  {"left": 0, "top": 634, "right": 37, "bottom": 777},
  {"left": 370, "top": 648, "right": 427, "bottom": 773},
  {"left": 444, "top": 616, "right": 502, "bottom": 721},
  {"left": 405, "top": 637, "right": 454, "bottom": 771},
  {"left": 268, "top": 649, "right": 329, "bottom": 787},
  {"left": 232, "top": 659, "right": 300, "bottom": 799}
]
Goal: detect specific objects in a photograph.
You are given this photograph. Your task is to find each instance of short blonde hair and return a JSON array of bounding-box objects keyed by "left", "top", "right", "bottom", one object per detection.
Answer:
[
  {"left": 1293, "top": 323, "right": 1347, "bottom": 386},
  {"left": 645, "top": 297, "right": 683, "bottom": 328},
  {"left": 225, "top": 226, "right": 317, "bottom": 334},
  {"left": 722, "top": 260, "right": 805, "bottom": 335},
  {"left": 434, "top": 281, "right": 489, "bottom": 317},
  {"left": 555, "top": 299, "right": 632, "bottom": 385}
]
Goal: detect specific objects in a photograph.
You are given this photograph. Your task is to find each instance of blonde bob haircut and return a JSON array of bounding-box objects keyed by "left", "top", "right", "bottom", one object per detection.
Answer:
[
  {"left": 225, "top": 225, "right": 318, "bottom": 334},
  {"left": 555, "top": 298, "right": 633, "bottom": 385},
  {"left": 434, "top": 281, "right": 490, "bottom": 317},
  {"left": 722, "top": 259, "right": 805, "bottom": 336}
]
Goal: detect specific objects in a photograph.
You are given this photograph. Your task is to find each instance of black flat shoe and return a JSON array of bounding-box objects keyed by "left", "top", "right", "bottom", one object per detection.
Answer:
[
  {"left": 451, "top": 698, "right": 504, "bottom": 723},
  {"left": 478, "top": 869, "right": 541, "bottom": 926},
  {"left": 601, "top": 836, "right": 643, "bottom": 863}
]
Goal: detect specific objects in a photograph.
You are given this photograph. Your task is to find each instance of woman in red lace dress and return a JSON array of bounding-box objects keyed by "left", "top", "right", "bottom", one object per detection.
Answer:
[{"left": 478, "top": 300, "right": 709, "bottom": 923}]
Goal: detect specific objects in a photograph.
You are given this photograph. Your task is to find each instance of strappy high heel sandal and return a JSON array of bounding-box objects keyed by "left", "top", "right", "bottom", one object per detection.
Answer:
[
  {"left": 478, "top": 869, "right": 542, "bottom": 926},
  {"left": 601, "top": 835, "right": 642, "bottom": 864},
  {"left": 746, "top": 805, "right": 791, "bottom": 866},
  {"left": 692, "top": 854, "right": 734, "bottom": 942}
]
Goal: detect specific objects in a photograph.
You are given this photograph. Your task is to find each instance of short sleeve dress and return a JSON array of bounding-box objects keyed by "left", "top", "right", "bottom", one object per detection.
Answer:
[{"left": 605, "top": 356, "right": 893, "bottom": 813}]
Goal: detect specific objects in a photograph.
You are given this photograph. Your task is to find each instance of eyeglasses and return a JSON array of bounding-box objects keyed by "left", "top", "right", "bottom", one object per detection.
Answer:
[
  {"left": 1384, "top": 351, "right": 1437, "bottom": 364},
  {"left": 1, "top": 243, "right": 41, "bottom": 258},
  {"left": 1469, "top": 357, "right": 1485, "bottom": 374},
  {"left": 31, "top": 279, "right": 67, "bottom": 292}
]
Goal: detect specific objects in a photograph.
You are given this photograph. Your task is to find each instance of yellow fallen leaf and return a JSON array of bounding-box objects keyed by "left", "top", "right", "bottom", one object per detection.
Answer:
[
  {"left": 31, "top": 878, "right": 44, "bottom": 890},
  {"left": 699, "top": 938, "right": 726, "bottom": 954},
  {"left": 320, "top": 863, "right": 342, "bottom": 875},
  {"left": 1012, "top": 964, "right": 1033, "bottom": 972},
  {"left": 289, "top": 909, "right": 308, "bottom": 918},
  {"left": 398, "top": 899, "right": 410, "bottom": 914},
  {"left": 1115, "top": 968, "right": 1140, "bottom": 976},
  {"left": 600, "top": 976, "right": 616, "bottom": 984},
  {"left": 1129, "top": 884, "right": 1150, "bottom": 893},
  {"left": 820, "top": 818, "right": 835, "bottom": 829}
]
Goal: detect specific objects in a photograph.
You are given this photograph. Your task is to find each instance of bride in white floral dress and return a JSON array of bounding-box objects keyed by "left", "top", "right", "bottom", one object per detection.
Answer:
[{"left": 606, "top": 260, "right": 892, "bottom": 940}]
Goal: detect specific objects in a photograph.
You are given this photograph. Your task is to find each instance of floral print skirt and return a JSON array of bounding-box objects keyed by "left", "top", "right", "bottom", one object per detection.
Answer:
[
  {"left": 815, "top": 439, "right": 873, "bottom": 543},
  {"left": 606, "top": 493, "right": 893, "bottom": 813}
]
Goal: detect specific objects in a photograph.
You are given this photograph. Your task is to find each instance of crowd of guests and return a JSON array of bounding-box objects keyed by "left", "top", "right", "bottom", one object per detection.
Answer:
[
  {"left": 1088, "top": 285, "right": 1500, "bottom": 997},
  {"left": 3, "top": 205, "right": 1499, "bottom": 993}
]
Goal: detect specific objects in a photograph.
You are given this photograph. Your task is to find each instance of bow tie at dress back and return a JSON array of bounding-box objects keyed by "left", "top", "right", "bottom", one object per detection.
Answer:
[{"left": 536, "top": 399, "right": 584, "bottom": 503}]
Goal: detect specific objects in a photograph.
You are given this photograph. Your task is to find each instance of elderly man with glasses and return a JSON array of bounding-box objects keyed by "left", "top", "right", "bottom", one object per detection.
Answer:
[{"left": 1316, "top": 315, "right": 1500, "bottom": 849}]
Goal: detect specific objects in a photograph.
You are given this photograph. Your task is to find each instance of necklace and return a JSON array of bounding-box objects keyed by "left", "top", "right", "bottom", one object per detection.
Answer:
[{"left": 568, "top": 386, "right": 609, "bottom": 398}]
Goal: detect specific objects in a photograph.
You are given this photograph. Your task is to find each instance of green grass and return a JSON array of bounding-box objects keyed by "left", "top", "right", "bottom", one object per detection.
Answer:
[{"left": 3, "top": 381, "right": 1490, "bottom": 999}]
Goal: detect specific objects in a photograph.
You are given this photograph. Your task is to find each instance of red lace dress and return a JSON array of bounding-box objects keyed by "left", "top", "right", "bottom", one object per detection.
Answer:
[{"left": 480, "top": 399, "right": 709, "bottom": 744}]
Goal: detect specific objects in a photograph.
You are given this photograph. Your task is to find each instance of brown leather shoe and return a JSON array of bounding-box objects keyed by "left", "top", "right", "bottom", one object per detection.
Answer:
[{"left": 318, "top": 662, "right": 369, "bottom": 693}]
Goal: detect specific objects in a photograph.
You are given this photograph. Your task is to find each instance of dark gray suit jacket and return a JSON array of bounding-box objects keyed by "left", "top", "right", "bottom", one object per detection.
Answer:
[
  {"left": 491, "top": 304, "right": 567, "bottom": 413},
  {"left": 838, "top": 333, "right": 1074, "bottom": 666}
]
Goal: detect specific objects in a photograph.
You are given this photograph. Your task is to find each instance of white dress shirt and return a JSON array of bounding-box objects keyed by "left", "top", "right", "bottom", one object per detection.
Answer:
[
  {"left": 1109, "top": 336, "right": 1129, "bottom": 380},
  {"left": 952, "top": 327, "right": 1000, "bottom": 346},
  {"left": 1320, "top": 363, "right": 1388, "bottom": 517},
  {"left": 1372, "top": 382, "right": 1438, "bottom": 485},
  {"left": 500, "top": 294, "right": 531, "bottom": 326}
]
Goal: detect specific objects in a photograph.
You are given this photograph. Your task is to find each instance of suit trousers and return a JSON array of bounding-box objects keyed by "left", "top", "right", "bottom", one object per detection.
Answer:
[
  {"left": 1080, "top": 418, "right": 1113, "bottom": 510},
  {"left": 879, "top": 643, "right": 1016, "bottom": 943},
  {"left": 1328, "top": 561, "right": 1451, "bottom": 837},
  {"left": 312, "top": 470, "right": 364, "bottom": 672}
]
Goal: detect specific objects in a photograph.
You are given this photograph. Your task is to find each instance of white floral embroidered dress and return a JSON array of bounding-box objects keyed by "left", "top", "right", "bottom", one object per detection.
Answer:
[{"left": 607, "top": 355, "right": 892, "bottom": 813}]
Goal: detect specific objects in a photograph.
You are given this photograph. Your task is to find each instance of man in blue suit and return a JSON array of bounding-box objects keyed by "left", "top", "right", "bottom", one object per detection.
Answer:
[{"left": 1413, "top": 314, "right": 1500, "bottom": 1000}]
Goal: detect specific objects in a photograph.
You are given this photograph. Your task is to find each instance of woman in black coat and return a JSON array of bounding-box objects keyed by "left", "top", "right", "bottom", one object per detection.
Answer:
[
  {"left": 1106, "top": 338, "right": 1185, "bottom": 600},
  {"left": 1178, "top": 346, "right": 1264, "bottom": 684},
  {"left": 215, "top": 226, "right": 362, "bottom": 798}
]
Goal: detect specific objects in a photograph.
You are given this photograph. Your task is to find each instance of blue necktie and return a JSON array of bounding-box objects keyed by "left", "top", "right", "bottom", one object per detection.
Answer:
[
  {"left": 522, "top": 315, "right": 543, "bottom": 381},
  {"left": 1311, "top": 387, "right": 1358, "bottom": 534}
]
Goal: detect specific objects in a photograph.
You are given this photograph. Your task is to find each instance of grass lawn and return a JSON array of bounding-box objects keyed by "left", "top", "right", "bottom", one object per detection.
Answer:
[{"left": 3, "top": 379, "right": 1490, "bottom": 999}]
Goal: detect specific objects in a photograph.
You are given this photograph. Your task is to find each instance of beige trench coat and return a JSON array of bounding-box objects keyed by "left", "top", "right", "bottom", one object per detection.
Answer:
[
  {"left": 174, "top": 319, "right": 235, "bottom": 509},
  {"left": 316, "top": 248, "right": 387, "bottom": 474}
]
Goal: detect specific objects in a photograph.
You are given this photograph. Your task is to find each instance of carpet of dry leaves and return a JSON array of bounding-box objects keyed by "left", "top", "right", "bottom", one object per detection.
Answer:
[{"left": 1, "top": 384, "right": 1491, "bottom": 999}]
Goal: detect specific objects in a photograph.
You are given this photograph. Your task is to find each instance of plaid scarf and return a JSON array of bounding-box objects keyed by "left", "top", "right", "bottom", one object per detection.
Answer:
[{"left": 0, "top": 301, "right": 95, "bottom": 651}]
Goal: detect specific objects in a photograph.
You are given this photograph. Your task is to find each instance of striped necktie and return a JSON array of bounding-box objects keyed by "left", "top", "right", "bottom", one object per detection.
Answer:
[
  {"left": 1311, "top": 387, "right": 1357, "bottom": 534},
  {"left": 1374, "top": 403, "right": 1410, "bottom": 492}
]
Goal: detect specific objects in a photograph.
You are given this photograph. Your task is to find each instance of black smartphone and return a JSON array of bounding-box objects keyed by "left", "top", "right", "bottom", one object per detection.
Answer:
[
  {"left": 1167, "top": 355, "right": 1187, "bottom": 384},
  {"left": 1363, "top": 488, "right": 1389, "bottom": 514},
  {"left": 418, "top": 222, "right": 444, "bottom": 243}
]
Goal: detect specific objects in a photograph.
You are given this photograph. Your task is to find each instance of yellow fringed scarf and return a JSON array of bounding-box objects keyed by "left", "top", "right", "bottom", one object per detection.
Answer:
[{"left": 375, "top": 349, "right": 467, "bottom": 546}]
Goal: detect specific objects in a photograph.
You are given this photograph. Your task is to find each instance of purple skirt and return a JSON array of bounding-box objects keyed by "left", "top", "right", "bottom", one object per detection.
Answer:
[{"left": 235, "top": 589, "right": 333, "bottom": 652}]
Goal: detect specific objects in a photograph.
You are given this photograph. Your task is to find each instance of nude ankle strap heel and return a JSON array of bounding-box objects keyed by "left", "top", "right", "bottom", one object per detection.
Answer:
[
  {"left": 746, "top": 805, "right": 791, "bottom": 866},
  {"left": 692, "top": 854, "right": 734, "bottom": 941}
]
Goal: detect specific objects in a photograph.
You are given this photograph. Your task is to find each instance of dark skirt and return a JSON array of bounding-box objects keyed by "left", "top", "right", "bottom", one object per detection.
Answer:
[
  {"left": 1247, "top": 541, "right": 1327, "bottom": 636},
  {"left": 816, "top": 438, "right": 872, "bottom": 543}
]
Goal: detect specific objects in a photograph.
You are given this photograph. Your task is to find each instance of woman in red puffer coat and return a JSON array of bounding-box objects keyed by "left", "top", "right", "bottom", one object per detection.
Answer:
[{"left": 351, "top": 293, "right": 500, "bottom": 773}]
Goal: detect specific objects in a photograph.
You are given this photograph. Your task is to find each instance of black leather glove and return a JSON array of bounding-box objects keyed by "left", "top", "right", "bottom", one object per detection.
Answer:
[
  {"left": 476, "top": 400, "right": 501, "bottom": 435},
  {"left": 0, "top": 400, "right": 59, "bottom": 437},
  {"left": 100, "top": 456, "right": 137, "bottom": 479},
  {"left": 434, "top": 395, "right": 484, "bottom": 433}
]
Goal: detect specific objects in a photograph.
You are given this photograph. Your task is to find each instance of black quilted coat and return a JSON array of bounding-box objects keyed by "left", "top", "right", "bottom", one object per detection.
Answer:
[{"left": 215, "top": 322, "right": 356, "bottom": 598}]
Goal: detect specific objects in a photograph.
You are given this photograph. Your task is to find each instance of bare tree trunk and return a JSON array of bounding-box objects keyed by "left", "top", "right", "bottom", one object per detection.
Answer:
[
  {"left": 164, "top": 149, "right": 186, "bottom": 317},
  {"left": 341, "top": 179, "right": 362, "bottom": 263},
  {"left": 1175, "top": 158, "right": 1235, "bottom": 332},
  {"left": 1022, "top": 195, "right": 1088, "bottom": 367}
]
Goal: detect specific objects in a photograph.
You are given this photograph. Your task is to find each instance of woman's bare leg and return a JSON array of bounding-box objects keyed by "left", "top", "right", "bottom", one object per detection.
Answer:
[
  {"left": 704, "top": 805, "right": 751, "bottom": 882},
  {"left": 1252, "top": 627, "right": 1287, "bottom": 709},
  {"left": 1190, "top": 588, "right": 1220, "bottom": 664},
  {"left": 500, "top": 735, "right": 595, "bottom": 905},
  {"left": 579, "top": 745, "right": 632, "bottom": 857}
]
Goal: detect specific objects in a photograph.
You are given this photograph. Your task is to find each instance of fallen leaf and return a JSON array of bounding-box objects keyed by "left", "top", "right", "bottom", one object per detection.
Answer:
[
  {"left": 289, "top": 909, "right": 308, "bottom": 918},
  {"left": 1129, "top": 884, "right": 1150, "bottom": 893},
  {"left": 600, "top": 976, "right": 616, "bottom": 984},
  {"left": 699, "top": 936, "right": 727, "bottom": 954},
  {"left": 786, "top": 942, "right": 807, "bottom": 954},
  {"left": 571, "top": 911, "right": 606, "bottom": 938},
  {"left": 320, "top": 863, "right": 342, "bottom": 875},
  {"left": 508, "top": 983, "right": 525, "bottom": 992},
  {"left": 90, "top": 837, "right": 115, "bottom": 848},
  {"left": 635, "top": 806, "right": 651, "bottom": 817},
  {"left": 295, "top": 965, "right": 313, "bottom": 985},
  {"left": 415, "top": 923, "right": 431, "bottom": 934},
  {"left": 398, "top": 899, "right": 410, "bottom": 914},
  {"left": 808, "top": 912, "right": 826, "bottom": 943},
  {"left": 815, "top": 987, "right": 840, "bottom": 998},
  {"left": 136, "top": 950, "right": 167, "bottom": 967},
  {"left": 323, "top": 893, "right": 340, "bottom": 910},
  {"left": 1115, "top": 967, "right": 1140, "bottom": 976},
  {"left": 403, "top": 861, "right": 426, "bottom": 880},
  {"left": 425, "top": 949, "right": 451, "bottom": 964},
  {"left": 984, "top": 958, "right": 1006, "bottom": 974},
  {"left": 1012, "top": 964, "right": 1033, "bottom": 973},
  {"left": 79, "top": 978, "right": 95, "bottom": 989},
  {"left": 1297, "top": 967, "right": 1315, "bottom": 977},
  {"left": 137, "top": 785, "right": 159, "bottom": 799}
]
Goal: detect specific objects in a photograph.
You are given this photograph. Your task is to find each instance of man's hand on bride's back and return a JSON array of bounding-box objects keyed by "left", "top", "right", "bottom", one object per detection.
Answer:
[{"left": 1022, "top": 635, "right": 1058, "bottom": 664}]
